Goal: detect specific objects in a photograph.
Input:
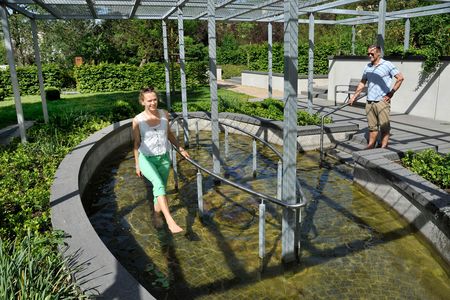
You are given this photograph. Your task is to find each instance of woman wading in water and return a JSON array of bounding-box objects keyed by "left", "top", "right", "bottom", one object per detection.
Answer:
[{"left": 132, "top": 87, "right": 190, "bottom": 233}]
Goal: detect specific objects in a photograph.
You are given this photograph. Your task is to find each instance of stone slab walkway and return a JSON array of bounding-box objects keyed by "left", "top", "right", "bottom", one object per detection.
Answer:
[{"left": 219, "top": 80, "right": 450, "bottom": 155}]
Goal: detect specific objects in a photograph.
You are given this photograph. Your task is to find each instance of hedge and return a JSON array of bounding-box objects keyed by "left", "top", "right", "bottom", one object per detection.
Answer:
[
  {"left": 217, "top": 42, "right": 337, "bottom": 75},
  {"left": 74, "top": 62, "right": 208, "bottom": 93},
  {"left": 0, "top": 64, "right": 70, "bottom": 96}
]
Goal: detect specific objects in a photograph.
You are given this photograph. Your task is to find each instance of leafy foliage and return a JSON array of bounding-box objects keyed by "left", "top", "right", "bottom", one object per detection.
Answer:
[
  {"left": 45, "top": 87, "right": 61, "bottom": 101},
  {"left": 0, "top": 64, "right": 70, "bottom": 96},
  {"left": 0, "top": 232, "right": 88, "bottom": 299},
  {"left": 402, "top": 149, "right": 450, "bottom": 190},
  {"left": 220, "top": 64, "right": 247, "bottom": 79},
  {"left": 74, "top": 62, "right": 208, "bottom": 93},
  {"left": 172, "top": 96, "right": 331, "bottom": 126},
  {"left": 0, "top": 112, "right": 110, "bottom": 240}
]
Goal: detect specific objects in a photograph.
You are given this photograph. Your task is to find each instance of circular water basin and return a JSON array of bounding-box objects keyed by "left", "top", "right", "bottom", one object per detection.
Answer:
[{"left": 84, "top": 131, "right": 450, "bottom": 299}]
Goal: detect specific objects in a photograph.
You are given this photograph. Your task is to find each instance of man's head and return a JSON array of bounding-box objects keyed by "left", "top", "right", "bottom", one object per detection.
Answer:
[{"left": 367, "top": 45, "right": 381, "bottom": 64}]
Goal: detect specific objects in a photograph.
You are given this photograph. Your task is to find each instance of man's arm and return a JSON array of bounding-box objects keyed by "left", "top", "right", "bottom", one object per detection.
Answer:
[
  {"left": 383, "top": 72, "right": 404, "bottom": 103},
  {"left": 349, "top": 79, "right": 367, "bottom": 105}
]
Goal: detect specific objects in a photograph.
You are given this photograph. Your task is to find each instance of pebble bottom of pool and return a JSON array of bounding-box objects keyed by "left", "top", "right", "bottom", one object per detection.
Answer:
[{"left": 85, "top": 131, "right": 450, "bottom": 299}]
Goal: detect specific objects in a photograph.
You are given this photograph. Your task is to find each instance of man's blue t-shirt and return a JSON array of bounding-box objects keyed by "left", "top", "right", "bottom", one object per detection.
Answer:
[{"left": 362, "top": 59, "right": 399, "bottom": 101}]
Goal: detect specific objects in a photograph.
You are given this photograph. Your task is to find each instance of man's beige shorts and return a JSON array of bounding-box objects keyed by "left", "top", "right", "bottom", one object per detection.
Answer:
[{"left": 365, "top": 101, "right": 390, "bottom": 133}]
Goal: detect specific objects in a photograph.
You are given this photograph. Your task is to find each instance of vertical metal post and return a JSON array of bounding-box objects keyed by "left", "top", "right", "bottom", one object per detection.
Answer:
[
  {"left": 172, "top": 148, "right": 179, "bottom": 191},
  {"left": 404, "top": 18, "right": 410, "bottom": 52},
  {"left": 377, "top": 0, "right": 386, "bottom": 56},
  {"left": 175, "top": 121, "right": 180, "bottom": 141},
  {"left": 197, "top": 169, "right": 204, "bottom": 215},
  {"left": 30, "top": 19, "right": 48, "bottom": 124},
  {"left": 258, "top": 199, "right": 266, "bottom": 259},
  {"left": 178, "top": 8, "right": 189, "bottom": 147},
  {"left": 277, "top": 160, "right": 282, "bottom": 200},
  {"left": 268, "top": 22, "right": 273, "bottom": 99},
  {"left": 195, "top": 120, "right": 199, "bottom": 147},
  {"left": 1, "top": 5, "right": 26, "bottom": 143},
  {"left": 162, "top": 19, "right": 171, "bottom": 111},
  {"left": 282, "top": 0, "right": 299, "bottom": 263},
  {"left": 252, "top": 139, "right": 257, "bottom": 178},
  {"left": 307, "top": 12, "right": 314, "bottom": 114},
  {"left": 351, "top": 25, "right": 356, "bottom": 56},
  {"left": 224, "top": 127, "right": 229, "bottom": 159},
  {"left": 208, "top": 0, "right": 221, "bottom": 175}
]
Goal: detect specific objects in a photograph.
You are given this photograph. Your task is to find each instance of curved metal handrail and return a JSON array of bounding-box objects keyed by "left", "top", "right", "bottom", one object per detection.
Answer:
[
  {"left": 320, "top": 95, "right": 366, "bottom": 163},
  {"left": 169, "top": 113, "right": 307, "bottom": 210}
]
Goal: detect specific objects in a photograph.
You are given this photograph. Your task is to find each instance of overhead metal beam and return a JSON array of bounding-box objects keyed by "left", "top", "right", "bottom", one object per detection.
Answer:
[
  {"left": 223, "top": 0, "right": 283, "bottom": 21},
  {"left": 162, "top": 0, "right": 189, "bottom": 20},
  {"left": 257, "top": 0, "right": 332, "bottom": 22},
  {"left": 5, "top": 3, "right": 34, "bottom": 18},
  {"left": 86, "top": 0, "right": 98, "bottom": 19},
  {"left": 32, "top": 0, "right": 63, "bottom": 19},
  {"left": 130, "top": 0, "right": 141, "bottom": 18}
]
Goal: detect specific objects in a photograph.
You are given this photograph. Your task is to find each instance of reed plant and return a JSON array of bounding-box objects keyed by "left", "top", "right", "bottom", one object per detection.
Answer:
[{"left": 0, "top": 232, "right": 89, "bottom": 299}]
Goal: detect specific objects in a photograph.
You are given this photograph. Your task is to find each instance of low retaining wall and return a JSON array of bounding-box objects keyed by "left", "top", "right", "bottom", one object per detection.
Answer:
[
  {"left": 48, "top": 112, "right": 362, "bottom": 297},
  {"left": 328, "top": 56, "right": 450, "bottom": 122},
  {"left": 352, "top": 149, "right": 450, "bottom": 265},
  {"left": 241, "top": 71, "right": 328, "bottom": 94}
]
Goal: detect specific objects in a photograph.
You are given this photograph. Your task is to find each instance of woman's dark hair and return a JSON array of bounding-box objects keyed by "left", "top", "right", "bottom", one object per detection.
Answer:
[{"left": 139, "top": 87, "right": 158, "bottom": 103}]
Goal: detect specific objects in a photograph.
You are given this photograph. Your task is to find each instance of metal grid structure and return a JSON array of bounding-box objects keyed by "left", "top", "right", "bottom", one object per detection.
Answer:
[
  {"left": 1, "top": 0, "right": 449, "bottom": 24},
  {"left": 1, "top": 0, "right": 449, "bottom": 265}
]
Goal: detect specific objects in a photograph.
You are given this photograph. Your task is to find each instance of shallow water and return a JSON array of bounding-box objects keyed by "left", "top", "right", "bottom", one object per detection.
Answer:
[{"left": 85, "top": 131, "right": 450, "bottom": 299}]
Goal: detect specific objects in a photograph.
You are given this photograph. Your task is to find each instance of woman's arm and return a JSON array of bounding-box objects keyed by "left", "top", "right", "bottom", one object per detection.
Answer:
[
  {"left": 166, "top": 111, "right": 190, "bottom": 158},
  {"left": 132, "top": 117, "right": 142, "bottom": 177}
]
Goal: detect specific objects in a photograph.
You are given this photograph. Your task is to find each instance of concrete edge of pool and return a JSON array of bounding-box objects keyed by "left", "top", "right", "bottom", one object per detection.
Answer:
[
  {"left": 352, "top": 149, "right": 450, "bottom": 265},
  {"left": 50, "top": 112, "right": 449, "bottom": 298}
]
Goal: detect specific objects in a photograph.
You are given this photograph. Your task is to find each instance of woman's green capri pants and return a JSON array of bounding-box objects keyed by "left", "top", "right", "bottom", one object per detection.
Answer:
[{"left": 139, "top": 152, "right": 171, "bottom": 203}]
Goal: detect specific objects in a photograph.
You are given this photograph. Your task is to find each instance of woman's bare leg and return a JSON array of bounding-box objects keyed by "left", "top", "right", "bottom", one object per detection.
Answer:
[{"left": 155, "top": 195, "right": 183, "bottom": 233}]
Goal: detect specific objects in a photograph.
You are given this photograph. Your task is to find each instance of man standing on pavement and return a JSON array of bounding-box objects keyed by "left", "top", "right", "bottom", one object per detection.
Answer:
[{"left": 349, "top": 45, "right": 404, "bottom": 149}]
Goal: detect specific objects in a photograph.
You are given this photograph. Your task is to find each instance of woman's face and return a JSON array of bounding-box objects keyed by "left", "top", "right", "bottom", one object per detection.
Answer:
[{"left": 141, "top": 92, "right": 158, "bottom": 111}]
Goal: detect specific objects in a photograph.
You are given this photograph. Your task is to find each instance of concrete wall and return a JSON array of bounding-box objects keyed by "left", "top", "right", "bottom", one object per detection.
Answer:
[
  {"left": 328, "top": 56, "right": 450, "bottom": 121},
  {"left": 352, "top": 149, "right": 450, "bottom": 265},
  {"left": 241, "top": 71, "right": 328, "bottom": 95}
]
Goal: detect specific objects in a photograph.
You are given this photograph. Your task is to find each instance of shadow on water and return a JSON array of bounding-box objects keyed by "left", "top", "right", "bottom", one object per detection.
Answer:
[{"left": 85, "top": 132, "right": 450, "bottom": 298}]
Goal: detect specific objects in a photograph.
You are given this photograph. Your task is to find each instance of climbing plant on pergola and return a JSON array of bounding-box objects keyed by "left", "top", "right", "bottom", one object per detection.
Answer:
[{"left": 1, "top": 0, "right": 449, "bottom": 262}]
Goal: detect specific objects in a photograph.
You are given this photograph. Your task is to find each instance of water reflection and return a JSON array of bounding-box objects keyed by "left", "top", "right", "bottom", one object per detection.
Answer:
[{"left": 85, "top": 131, "right": 450, "bottom": 299}]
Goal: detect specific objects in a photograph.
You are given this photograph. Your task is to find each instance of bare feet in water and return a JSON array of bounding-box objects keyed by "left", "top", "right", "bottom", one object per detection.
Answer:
[{"left": 168, "top": 223, "right": 183, "bottom": 234}]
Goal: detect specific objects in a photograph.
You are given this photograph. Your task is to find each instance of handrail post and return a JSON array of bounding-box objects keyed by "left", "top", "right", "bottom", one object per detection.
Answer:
[
  {"left": 224, "top": 127, "right": 229, "bottom": 159},
  {"left": 197, "top": 168, "right": 204, "bottom": 216},
  {"left": 196, "top": 120, "right": 199, "bottom": 148},
  {"left": 259, "top": 199, "right": 266, "bottom": 259},
  {"left": 320, "top": 115, "right": 325, "bottom": 165},
  {"left": 295, "top": 206, "right": 302, "bottom": 260},
  {"left": 252, "top": 139, "right": 257, "bottom": 178},
  {"left": 172, "top": 148, "right": 179, "bottom": 191},
  {"left": 277, "top": 160, "right": 282, "bottom": 200}
]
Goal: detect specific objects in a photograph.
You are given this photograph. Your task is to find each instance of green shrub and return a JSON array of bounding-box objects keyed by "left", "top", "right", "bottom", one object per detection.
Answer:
[
  {"left": 111, "top": 100, "right": 135, "bottom": 122},
  {"left": 220, "top": 64, "right": 247, "bottom": 79},
  {"left": 0, "top": 232, "right": 88, "bottom": 299},
  {"left": 0, "top": 88, "right": 5, "bottom": 101},
  {"left": 402, "top": 149, "right": 450, "bottom": 190},
  {"left": 0, "top": 64, "right": 66, "bottom": 96},
  {"left": 45, "top": 87, "right": 61, "bottom": 101},
  {"left": 74, "top": 62, "right": 208, "bottom": 93}
]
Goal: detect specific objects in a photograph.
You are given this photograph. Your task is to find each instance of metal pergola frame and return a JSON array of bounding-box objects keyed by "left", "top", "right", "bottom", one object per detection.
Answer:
[{"left": 1, "top": 0, "right": 449, "bottom": 263}]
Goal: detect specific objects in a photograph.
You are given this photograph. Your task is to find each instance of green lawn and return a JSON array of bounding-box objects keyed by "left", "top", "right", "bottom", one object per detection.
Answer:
[{"left": 0, "top": 87, "right": 250, "bottom": 128}]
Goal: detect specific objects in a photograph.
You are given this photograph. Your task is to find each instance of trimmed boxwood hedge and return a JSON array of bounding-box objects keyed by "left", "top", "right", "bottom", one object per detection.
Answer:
[{"left": 74, "top": 62, "right": 208, "bottom": 93}]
